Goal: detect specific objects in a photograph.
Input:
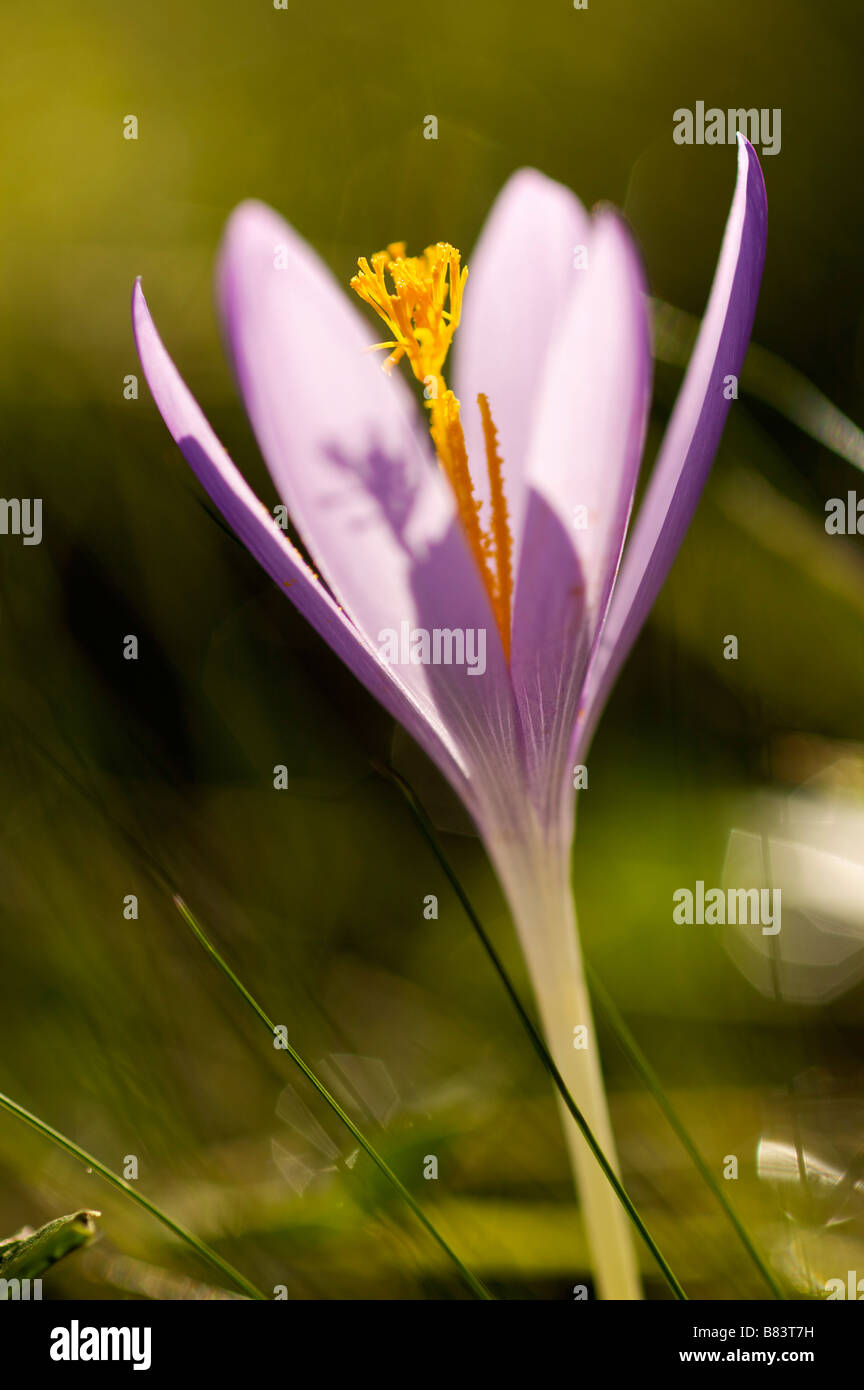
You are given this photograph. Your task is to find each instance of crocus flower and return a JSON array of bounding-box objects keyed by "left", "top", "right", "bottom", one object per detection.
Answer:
[{"left": 132, "top": 134, "right": 766, "bottom": 1299}]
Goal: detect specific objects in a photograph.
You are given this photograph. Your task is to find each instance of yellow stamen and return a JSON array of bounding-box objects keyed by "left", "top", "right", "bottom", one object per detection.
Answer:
[
  {"left": 350, "top": 242, "right": 513, "bottom": 658},
  {"left": 350, "top": 241, "right": 466, "bottom": 383}
]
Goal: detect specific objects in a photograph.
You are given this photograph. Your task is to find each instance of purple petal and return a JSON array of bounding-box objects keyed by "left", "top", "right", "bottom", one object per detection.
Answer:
[
  {"left": 577, "top": 136, "right": 768, "bottom": 755},
  {"left": 216, "top": 202, "right": 523, "bottom": 795},
  {"left": 511, "top": 211, "right": 652, "bottom": 824},
  {"left": 452, "top": 168, "right": 591, "bottom": 546},
  {"left": 131, "top": 279, "right": 471, "bottom": 795},
  {"left": 217, "top": 202, "right": 453, "bottom": 641}
]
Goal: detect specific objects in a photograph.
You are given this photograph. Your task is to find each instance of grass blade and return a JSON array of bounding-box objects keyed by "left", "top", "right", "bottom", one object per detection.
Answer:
[
  {"left": 173, "top": 895, "right": 493, "bottom": 1301},
  {"left": 0, "top": 1091, "right": 266, "bottom": 1300},
  {"left": 5, "top": 724, "right": 491, "bottom": 1300},
  {"left": 0, "top": 1209, "right": 100, "bottom": 1285},
  {"left": 586, "top": 966, "right": 784, "bottom": 1298}
]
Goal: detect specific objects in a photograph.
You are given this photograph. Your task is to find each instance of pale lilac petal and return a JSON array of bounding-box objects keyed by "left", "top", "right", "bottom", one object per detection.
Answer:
[
  {"left": 131, "top": 279, "right": 471, "bottom": 795},
  {"left": 452, "top": 168, "right": 591, "bottom": 545},
  {"left": 216, "top": 202, "right": 522, "bottom": 792},
  {"left": 217, "top": 202, "right": 461, "bottom": 644},
  {"left": 577, "top": 137, "right": 767, "bottom": 755},
  {"left": 510, "top": 211, "right": 652, "bottom": 823}
]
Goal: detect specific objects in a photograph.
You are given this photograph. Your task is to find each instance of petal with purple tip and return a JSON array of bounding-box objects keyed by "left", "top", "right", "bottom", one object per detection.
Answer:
[{"left": 578, "top": 136, "right": 768, "bottom": 755}]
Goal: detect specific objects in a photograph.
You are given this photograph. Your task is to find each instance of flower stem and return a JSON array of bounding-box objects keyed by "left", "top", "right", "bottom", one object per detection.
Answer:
[
  {"left": 515, "top": 901, "right": 644, "bottom": 1300},
  {"left": 377, "top": 762, "right": 686, "bottom": 1300}
]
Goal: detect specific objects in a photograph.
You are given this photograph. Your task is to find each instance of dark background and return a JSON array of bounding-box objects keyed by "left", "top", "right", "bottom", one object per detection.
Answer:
[{"left": 1, "top": 0, "right": 863, "bottom": 1299}]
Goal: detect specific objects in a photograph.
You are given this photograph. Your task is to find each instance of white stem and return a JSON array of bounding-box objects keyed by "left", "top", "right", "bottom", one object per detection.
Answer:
[{"left": 488, "top": 824, "right": 642, "bottom": 1300}]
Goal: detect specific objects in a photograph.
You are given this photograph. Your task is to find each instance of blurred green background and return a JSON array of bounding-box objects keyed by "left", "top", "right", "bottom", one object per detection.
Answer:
[{"left": 1, "top": 0, "right": 863, "bottom": 1299}]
